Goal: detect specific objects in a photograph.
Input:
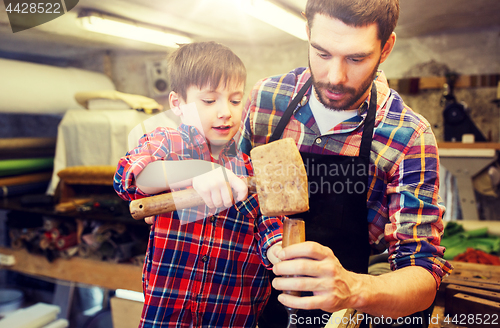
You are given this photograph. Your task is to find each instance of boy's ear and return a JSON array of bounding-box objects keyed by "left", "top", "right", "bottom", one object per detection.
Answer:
[{"left": 169, "top": 91, "right": 182, "bottom": 117}]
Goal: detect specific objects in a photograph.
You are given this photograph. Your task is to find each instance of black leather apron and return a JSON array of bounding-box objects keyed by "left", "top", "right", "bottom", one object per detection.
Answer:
[{"left": 258, "top": 79, "right": 377, "bottom": 328}]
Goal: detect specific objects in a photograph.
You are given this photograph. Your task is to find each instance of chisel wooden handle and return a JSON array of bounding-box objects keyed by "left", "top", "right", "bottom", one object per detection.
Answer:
[
  {"left": 282, "top": 218, "right": 305, "bottom": 297},
  {"left": 129, "top": 177, "right": 256, "bottom": 220}
]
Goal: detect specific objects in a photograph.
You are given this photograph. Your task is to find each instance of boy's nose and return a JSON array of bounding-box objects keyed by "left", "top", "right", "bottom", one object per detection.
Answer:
[{"left": 217, "top": 102, "right": 232, "bottom": 118}]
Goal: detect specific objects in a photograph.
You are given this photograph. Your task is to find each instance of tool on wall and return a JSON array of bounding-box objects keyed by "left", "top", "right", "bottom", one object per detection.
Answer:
[{"left": 442, "top": 72, "right": 487, "bottom": 142}]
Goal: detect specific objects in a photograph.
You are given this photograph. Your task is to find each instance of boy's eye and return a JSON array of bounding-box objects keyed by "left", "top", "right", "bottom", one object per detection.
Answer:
[
  {"left": 230, "top": 100, "right": 241, "bottom": 105},
  {"left": 202, "top": 99, "right": 215, "bottom": 104}
]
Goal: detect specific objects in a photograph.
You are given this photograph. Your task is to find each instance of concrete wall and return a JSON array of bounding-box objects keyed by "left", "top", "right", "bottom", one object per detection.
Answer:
[
  {"left": 102, "top": 28, "right": 499, "bottom": 141},
  {"left": 381, "top": 27, "right": 500, "bottom": 143}
]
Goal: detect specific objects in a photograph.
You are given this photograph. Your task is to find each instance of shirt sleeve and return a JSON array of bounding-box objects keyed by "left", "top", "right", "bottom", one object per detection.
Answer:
[
  {"left": 234, "top": 148, "right": 283, "bottom": 268},
  {"left": 238, "top": 80, "right": 263, "bottom": 156},
  {"left": 234, "top": 194, "right": 283, "bottom": 269},
  {"left": 255, "top": 205, "right": 284, "bottom": 268},
  {"left": 113, "top": 127, "right": 188, "bottom": 201},
  {"left": 384, "top": 124, "right": 453, "bottom": 287}
]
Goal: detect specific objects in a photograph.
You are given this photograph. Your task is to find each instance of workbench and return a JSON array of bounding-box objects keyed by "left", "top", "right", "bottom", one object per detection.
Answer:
[
  {"left": 0, "top": 194, "right": 145, "bottom": 320},
  {"left": 0, "top": 247, "right": 142, "bottom": 292},
  {"left": 430, "top": 261, "right": 500, "bottom": 328}
]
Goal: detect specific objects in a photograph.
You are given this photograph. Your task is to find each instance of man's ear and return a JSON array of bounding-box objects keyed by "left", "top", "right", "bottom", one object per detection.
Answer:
[
  {"left": 380, "top": 32, "right": 396, "bottom": 64},
  {"left": 169, "top": 91, "right": 182, "bottom": 117}
]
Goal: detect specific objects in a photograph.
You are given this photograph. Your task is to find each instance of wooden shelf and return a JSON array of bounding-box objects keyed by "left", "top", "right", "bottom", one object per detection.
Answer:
[
  {"left": 438, "top": 142, "right": 500, "bottom": 150},
  {"left": 0, "top": 247, "right": 143, "bottom": 292}
]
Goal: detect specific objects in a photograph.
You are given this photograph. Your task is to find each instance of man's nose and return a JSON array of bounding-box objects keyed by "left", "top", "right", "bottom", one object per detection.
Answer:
[{"left": 327, "top": 58, "right": 348, "bottom": 85}]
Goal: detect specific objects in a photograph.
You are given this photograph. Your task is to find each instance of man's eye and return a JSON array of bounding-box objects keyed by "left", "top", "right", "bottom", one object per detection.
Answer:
[
  {"left": 318, "top": 52, "right": 329, "bottom": 59},
  {"left": 349, "top": 57, "right": 363, "bottom": 63}
]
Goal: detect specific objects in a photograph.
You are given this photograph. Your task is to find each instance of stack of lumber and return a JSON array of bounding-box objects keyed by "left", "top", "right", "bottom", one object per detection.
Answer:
[
  {"left": 432, "top": 261, "right": 500, "bottom": 328},
  {"left": 0, "top": 138, "right": 55, "bottom": 197}
]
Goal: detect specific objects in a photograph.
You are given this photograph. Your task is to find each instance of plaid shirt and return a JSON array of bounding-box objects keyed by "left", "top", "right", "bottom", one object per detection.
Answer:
[
  {"left": 114, "top": 124, "right": 282, "bottom": 327},
  {"left": 239, "top": 67, "right": 453, "bottom": 286}
]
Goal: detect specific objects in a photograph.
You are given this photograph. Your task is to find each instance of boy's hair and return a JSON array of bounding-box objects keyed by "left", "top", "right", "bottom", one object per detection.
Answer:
[
  {"left": 167, "top": 41, "right": 246, "bottom": 101},
  {"left": 305, "top": 0, "right": 399, "bottom": 47}
]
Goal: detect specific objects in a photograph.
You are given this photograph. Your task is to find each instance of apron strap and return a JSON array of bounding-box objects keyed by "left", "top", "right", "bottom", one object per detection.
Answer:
[
  {"left": 270, "top": 78, "right": 377, "bottom": 160},
  {"left": 359, "top": 82, "right": 377, "bottom": 159},
  {"left": 269, "top": 77, "right": 312, "bottom": 142}
]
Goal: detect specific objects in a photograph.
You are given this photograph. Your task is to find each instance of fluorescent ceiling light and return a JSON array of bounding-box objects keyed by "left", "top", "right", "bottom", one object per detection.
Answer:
[
  {"left": 78, "top": 12, "right": 192, "bottom": 48},
  {"left": 240, "top": 0, "right": 307, "bottom": 41}
]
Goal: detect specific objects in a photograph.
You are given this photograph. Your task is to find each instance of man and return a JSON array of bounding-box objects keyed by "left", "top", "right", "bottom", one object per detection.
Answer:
[{"left": 238, "top": 0, "right": 453, "bottom": 327}]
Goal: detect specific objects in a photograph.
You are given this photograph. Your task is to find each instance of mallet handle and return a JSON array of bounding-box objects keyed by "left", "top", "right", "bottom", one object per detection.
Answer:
[{"left": 129, "top": 177, "right": 256, "bottom": 220}]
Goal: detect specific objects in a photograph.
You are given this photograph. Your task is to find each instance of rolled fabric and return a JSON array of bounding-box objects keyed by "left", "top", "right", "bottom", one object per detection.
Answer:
[{"left": 0, "top": 58, "right": 115, "bottom": 114}]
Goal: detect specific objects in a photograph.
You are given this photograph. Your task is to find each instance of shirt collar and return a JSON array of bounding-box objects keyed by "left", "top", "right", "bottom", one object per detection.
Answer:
[
  {"left": 294, "top": 68, "right": 391, "bottom": 135},
  {"left": 178, "top": 123, "right": 238, "bottom": 161}
]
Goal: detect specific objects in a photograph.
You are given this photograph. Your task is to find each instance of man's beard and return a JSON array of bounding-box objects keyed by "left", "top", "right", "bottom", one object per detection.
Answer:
[{"left": 310, "top": 60, "right": 380, "bottom": 111}]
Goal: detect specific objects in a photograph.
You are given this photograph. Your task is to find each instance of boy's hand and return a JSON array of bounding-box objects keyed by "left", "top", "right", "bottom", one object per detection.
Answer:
[
  {"left": 192, "top": 167, "right": 248, "bottom": 209},
  {"left": 267, "top": 242, "right": 283, "bottom": 266},
  {"left": 144, "top": 216, "right": 155, "bottom": 225}
]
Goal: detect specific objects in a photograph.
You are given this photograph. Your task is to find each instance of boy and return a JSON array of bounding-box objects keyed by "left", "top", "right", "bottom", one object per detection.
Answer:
[{"left": 114, "top": 42, "right": 283, "bottom": 328}]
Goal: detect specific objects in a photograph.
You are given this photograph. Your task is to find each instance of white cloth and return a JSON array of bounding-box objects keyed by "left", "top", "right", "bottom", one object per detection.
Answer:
[{"left": 47, "top": 109, "right": 179, "bottom": 194}]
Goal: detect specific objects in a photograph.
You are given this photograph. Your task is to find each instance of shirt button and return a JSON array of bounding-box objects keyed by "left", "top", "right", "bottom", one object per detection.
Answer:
[
  {"left": 201, "top": 255, "right": 209, "bottom": 263},
  {"left": 315, "top": 138, "right": 322, "bottom": 144},
  {"left": 210, "top": 215, "right": 216, "bottom": 223}
]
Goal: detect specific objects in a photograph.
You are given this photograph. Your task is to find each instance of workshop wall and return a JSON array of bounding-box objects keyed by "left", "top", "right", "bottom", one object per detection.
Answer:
[
  {"left": 381, "top": 27, "right": 500, "bottom": 142},
  {"left": 230, "top": 40, "right": 309, "bottom": 91},
  {"left": 96, "top": 27, "right": 499, "bottom": 143}
]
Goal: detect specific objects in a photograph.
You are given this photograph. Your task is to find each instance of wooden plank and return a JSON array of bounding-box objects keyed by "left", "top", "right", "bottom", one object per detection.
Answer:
[
  {"left": 0, "top": 172, "right": 52, "bottom": 187},
  {"left": 450, "top": 268, "right": 500, "bottom": 280},
  {"left": 443, "top": 275, "right": 500, "bottom": 286},
  {"left": 446, "top": 284, "right": 500, "bottom": 306},
  {"left": 448, "top": 293, "right": 500, "bottom": 328},
  {"left": 438, "top": 142, "right": 500, "bottom": 150},
  {"left": 338, "top": 308, "right": 361, "bottom": 328},
  {"left": 428, "top": 305, "right": 447, "bottom": 328},
  {"left": 418, "top": 76, "right": 471, "bottom": 90},
  {"left": 441, "top": 277, "right": 500, "bottom": 293},
  {"left": 449, "top": 260, "right": 500, "bottom": 274},
  {"left": 419, "top": 77, "right": 446, "bottom": 90},
  {"left": 438, "top": 148, "right": 496, "bottom": 157},
  {"left": 0, "top": 247, "right": 143, "bottom": 292},
  {"left": 0, "top": 137, "right": 56, "bottom": 150},
  {"left": 324, "top": 309, "right": 348, "bottom": 328}
]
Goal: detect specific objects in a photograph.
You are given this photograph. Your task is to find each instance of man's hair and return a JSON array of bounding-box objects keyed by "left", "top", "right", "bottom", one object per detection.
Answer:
[
  {"left": 305, "top": 0, "right": 399, "bottom": 47},
  {"left": 167, "top": 41, "right": 246, "bottom": 101}
]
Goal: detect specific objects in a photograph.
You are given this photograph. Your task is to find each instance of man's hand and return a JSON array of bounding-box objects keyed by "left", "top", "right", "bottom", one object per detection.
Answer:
[
  {"left": 272, "top": 241, "right": 437, "bottom": 318},
  {"left": 272, "top": 241, "right": 359, "bottom": 314},
  {"left": 192, "top": 167, "right": 248, "bottom": 209}
]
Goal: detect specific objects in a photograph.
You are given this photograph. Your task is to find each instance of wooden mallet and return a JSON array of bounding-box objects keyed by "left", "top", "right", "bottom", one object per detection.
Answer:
[{"left": 129, "top": 138, "right": 309, "bottom": 220}]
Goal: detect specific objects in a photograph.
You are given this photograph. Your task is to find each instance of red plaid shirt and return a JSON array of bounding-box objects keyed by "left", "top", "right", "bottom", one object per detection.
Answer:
[
  {"left": 239, "top": 68, "right": 453, "bottom": 287},
  {"left": 114, "top": 124, "right": 282, "bottom": 327}
]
